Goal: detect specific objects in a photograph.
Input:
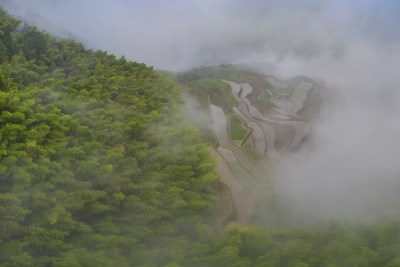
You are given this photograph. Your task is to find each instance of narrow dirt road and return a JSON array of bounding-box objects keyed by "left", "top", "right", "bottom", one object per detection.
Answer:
[{"left": 210, "top": 147, "right": 255, "bottom": 226}]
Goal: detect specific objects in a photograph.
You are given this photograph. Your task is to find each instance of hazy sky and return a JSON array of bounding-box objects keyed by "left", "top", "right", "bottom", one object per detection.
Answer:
[
  {"left": 0, "top": 0, "right": 398, "bottom": 70},
  {"left": 1, "top": 0, "right": 400, "bottom": 221}
]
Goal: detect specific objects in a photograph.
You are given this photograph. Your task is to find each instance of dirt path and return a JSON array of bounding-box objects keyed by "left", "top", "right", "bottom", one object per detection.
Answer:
[{"left": 210, "top": 147, "right": 255, "bottom": 226}]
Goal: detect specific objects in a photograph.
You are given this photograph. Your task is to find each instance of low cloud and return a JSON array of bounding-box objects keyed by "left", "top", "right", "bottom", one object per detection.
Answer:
[
  {"left": 2, "top": 0, "right": 400, "bottom": 221},
  {"left": 2, "top": 0, "right": 397, "bottom": 70}
]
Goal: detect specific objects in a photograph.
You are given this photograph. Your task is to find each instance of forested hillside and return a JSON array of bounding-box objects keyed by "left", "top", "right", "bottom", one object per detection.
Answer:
[
  {"left": 1, "top": 7, "right": 400, "bottom": 267},
  {"left": 0, "top": 8, "right": 221, "bottom": 266}
]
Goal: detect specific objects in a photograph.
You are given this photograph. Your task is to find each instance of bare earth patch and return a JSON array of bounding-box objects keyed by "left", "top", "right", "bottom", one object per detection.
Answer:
[{"left": 210, "top": 147, "right": 255, "bottom": 226}]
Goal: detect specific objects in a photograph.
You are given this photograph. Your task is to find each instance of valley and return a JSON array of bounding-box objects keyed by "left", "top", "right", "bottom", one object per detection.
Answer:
[{"left": 182, "top": 71, "right": 329, "bottom": 227}]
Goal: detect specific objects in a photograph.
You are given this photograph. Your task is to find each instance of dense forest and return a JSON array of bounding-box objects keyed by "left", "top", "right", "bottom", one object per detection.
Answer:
[
  {"left": 0, "top": 8, "right": 221, "bottom": 266},
  {"left": 1, "top": 7, "right": 400, "bottom": 267}
]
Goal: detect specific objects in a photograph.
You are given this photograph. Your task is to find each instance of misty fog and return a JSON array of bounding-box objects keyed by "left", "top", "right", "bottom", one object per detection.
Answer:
[{"left": 2, "top": 0, "right": 400, "bottom": 221}]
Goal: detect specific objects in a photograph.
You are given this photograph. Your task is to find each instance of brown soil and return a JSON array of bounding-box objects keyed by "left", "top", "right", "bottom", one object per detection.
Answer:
[{"left": 210, "top": 147, "right": 255, "bottom": 226}]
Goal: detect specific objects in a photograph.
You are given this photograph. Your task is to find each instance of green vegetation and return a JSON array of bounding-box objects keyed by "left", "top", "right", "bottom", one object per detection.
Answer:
[
  {"left": 244, "top": 143, "right": 262, "bottom": 161},
  {"left": 176, "top": 64, "right": 239, "bottom": 83},
  {"left": 181, "top": 78, "right": 237, "bottom": 146},
  {"left": 2, "top": 8, "right": 400, "bottom": 266},
  {"left": 256, "top": 92, "right": 278, "bottom": 115},
  {"left": 292, "top": 89, "right": 308, "bottom": 101},
  {"left": 228, "top": 114, "right": 247, "bottom": 141},
  {"left": 178, "top": 65, "right": 282, "bottom": 116},
  {"left": 177, "top": 220, "right": 400, "bottom": 266},
  {"left": 227, "top": 161, "right": 273, "bottom": 226},
  {"left": 273, "top": 86, "right": 292, "bottom": 96},
  {"left": 0, "top": 9, "right": 220, "bottom": 266},
  {"left": 182, "top": 79, "right": 236, "bottom": 111},
  {"left": 177, "top": 64, "right": 400, "bottom": 266}
]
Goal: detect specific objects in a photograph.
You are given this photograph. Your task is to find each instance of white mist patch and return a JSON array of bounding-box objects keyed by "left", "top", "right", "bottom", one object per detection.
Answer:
[
  {"left": 3, "top": 0, "right": 400, "bottom": 222},
  {"left": 274, "top": 84, "right": 400, "bottom": 221},
  {"left": 0, "top": 0, "right": 392, "bottom": 71},
  {"left": 268, "top": 38, "right": 400, "bottom": 221}
]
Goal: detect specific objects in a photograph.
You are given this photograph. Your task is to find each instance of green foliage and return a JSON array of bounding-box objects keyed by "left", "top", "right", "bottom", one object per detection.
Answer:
[
  {"left": 1, "top": 7, "right": 400, "bottom": 266},
  {"left": 243, "top": 143, "right": 262, "bottom": 161},
  {"left": 15, "top": 27, "right": 49, "bottom": 60},
  {"left": 182, "top": 221, "right": 400, "bottom": 267},
  {"left": 177, "top": 63, "right": 400, "bottom": 266},
  {"left": 0, "top": 8, "right": 219, "bottom": 266},
  {"left": 0, "top": 8, "right": 19, "bottom": 62},
  {"left": 228, "top": 114, "right": 247, "bottom": 141},
  {"left": 176, "top": 64, "right": 238, "bottom": 83},
  {"left": 183, "top": 78, "right": 236, "bottom": 111}
]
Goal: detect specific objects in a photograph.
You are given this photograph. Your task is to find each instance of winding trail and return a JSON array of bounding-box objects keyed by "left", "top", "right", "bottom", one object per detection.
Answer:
[{"left": 210, "top": 147, "right": 255, "bottom": 226}]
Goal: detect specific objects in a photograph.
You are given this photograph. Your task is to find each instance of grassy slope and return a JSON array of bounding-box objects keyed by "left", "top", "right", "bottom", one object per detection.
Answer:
[{"left": 228, "top": 114, "right": 248, "bottom": 141}]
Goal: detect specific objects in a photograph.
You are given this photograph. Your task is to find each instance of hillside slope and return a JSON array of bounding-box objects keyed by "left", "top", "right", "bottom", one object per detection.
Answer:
[
  {"left": 2, "top": 8, "right": 400, "bottom": 267},
  {"left": 0, "top": 8, "right": 220, "bottom": 266}
]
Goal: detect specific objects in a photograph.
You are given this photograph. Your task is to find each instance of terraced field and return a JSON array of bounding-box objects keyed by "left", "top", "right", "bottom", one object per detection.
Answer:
[{"left": 183, "top": 74, "right": 326, "bottom": 226}]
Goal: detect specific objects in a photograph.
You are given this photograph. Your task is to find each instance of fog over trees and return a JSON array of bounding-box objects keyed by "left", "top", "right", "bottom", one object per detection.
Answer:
[{"left": 1, "top": 1, "right": 400, "bottom": 266}]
